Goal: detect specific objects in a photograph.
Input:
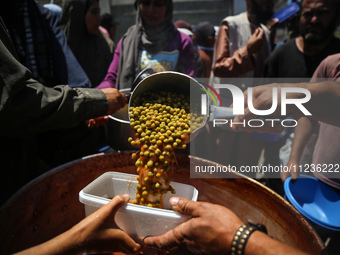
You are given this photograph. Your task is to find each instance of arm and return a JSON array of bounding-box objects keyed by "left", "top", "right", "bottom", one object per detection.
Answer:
[
  {"left": 14, "top": 195, "right": 141, "bottom": 255},
  {"left": 281, "top": 117, "right": 318, "bottom": 181},
  {"left": 96, "top": 39, "right": 122, "bottom": 89},
  {"left": 213, "top": 22, "right": 265, "bottom": 78},
  {"left": 231, "top": 81, "right": 340, "bottom": 133},
  {"left": 144, "top": 197, "right": 307, "bottom": 255},
  {"left": 0, "top": 26, "right": 125, "bottom": 137}
]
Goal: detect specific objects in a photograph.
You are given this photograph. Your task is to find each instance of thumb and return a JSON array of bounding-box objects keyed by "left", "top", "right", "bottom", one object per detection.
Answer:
[
  {"left": 169, "top": 197, "right": 201, "bottom": 218},
  {"left": 106, "top": 194, "right": 130, "bottom": 216}
]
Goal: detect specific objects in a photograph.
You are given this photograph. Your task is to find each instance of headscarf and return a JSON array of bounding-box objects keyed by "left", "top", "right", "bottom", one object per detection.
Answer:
[
  {"left": 60, "top": 0, "right": 114, "bottom": 87},
  {"left": 117, "top": 0, "right": 177, "bottom": 89}
]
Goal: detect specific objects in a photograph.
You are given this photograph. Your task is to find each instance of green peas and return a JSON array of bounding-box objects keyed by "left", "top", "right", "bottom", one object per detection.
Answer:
[
  {"left": 129, "top": 91, "right": 195, "bottom": 208},
  {"left": 165, "top": 145, "right": 172, "bottom": 151}
]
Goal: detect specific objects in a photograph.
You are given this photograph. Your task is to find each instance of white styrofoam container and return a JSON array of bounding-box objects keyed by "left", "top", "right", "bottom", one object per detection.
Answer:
[{"left": 79, "top": 172, "right": 198, "bottom": 241}]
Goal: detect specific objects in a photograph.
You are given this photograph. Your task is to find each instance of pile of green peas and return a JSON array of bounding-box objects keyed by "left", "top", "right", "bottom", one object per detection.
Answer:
[{"left": 128, "top": 91, "right": 203, "bottom": 208}]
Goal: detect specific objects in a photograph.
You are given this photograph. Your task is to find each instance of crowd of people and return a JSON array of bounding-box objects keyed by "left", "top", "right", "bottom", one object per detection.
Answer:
[{"left": 1, "top": 0, "right": 340, "bottom": 254}]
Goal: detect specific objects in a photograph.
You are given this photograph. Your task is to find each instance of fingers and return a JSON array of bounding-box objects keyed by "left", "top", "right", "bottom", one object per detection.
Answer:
[
  {"left": 113, "top": 230, "right": 142, "bottom": 254},
  {"left": 101, "top": 88, "right": 127, "bottom": 115},
  {"left": 106, "top": 194, "right": 130, "bottom": 216},
  {"left": 168, "top": 197, "right": 202, "bottom": 217},
  {"left": 143, "top": 226, "right": 184, "bottom": 251},
  {"left": 280, "top": 171, "right": 290, "bottom": 183},
  {"left": 281, "top": 163, "right": 299, "bottom": 182},
  {"left": 253, "top": 27, "right": 265, "bottom": 39},
  {"left": 291, "top": 168, "right": 299, "bottom": 180},
  {"left": 143, "top": 198, "right": 202, "bottom": 250},
  {"left": 144, "top": 219, "right": 196, "bottom": 251},
  {"left": 86, "top": 116, "right": 110, "bottom": 128},
  {"left": 267, "top": 18, "right": 279, "bottom": 31},
  {"left": 119, "top": 92, "right": 127, "bottom": 109}
]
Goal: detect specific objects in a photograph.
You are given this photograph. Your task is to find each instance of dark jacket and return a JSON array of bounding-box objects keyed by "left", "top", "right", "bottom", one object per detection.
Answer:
[{"left": 0, "top": 17, "right": 107, "bottom": 206}]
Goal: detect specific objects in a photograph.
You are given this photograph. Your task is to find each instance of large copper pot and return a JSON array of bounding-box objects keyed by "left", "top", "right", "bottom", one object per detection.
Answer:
[{"left": 0, "top": 152, "right": 324, "bottom": 254}]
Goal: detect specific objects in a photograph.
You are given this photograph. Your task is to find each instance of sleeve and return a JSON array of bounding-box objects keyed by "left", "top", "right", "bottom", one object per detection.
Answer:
[
  {"left": 40, "top": 4, "right": 92, "bottom": 88},
  {"left": 0, "top": 29, "right": 108, "bottom": 138},
  {"left": 176, "top": 32, "right": 195, "bottom": 77},
  {"left": 312, "top": 54, "right": 340, "bottom": 80},
  {"left": 213, "top": 22, "right": 255, "bottom": 78},
  {"left": 96, "top": 39, "right": 122, "bottom": 89}
]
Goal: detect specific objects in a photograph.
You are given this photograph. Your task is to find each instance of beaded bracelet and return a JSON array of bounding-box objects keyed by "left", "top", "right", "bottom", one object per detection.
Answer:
[{"left": 230, "top": 222, "right": 268, "bottom": 255}]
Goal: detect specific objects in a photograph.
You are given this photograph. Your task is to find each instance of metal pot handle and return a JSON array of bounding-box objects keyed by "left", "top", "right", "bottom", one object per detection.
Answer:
[{"left": 131, "top": 67, "right": 155, "bottom": 92}]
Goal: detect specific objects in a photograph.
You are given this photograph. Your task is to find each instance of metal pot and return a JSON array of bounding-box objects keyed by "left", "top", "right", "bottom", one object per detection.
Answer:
[
  {"left": 0, "top": 152, "right": 325, "bottom": 254},
  {"left": 107, "top": 71, "right": 235, "bottom": 150}
]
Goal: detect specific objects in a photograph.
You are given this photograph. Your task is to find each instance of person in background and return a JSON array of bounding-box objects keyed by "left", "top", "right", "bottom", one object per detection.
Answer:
[
  {"left": 203, "top": 0, "right": 276, "bottom": 177},
  {"left": 193, "top": 21, "right": 216, "bottom": 78},
  {"left": 0, "top": 0, "right": 91, "bottom": 89},
  {"left": 213, "top": 0, "right": 275, "bottom": 79},
  {"left": 281, "top": 53, "right": 340, "bottom": 190},
  {"left": 97, "top": 0, "right": 196, "bottom": 89},
  {"left": 174, "top": 19, "right": 203, "bottom": 78},
  {"left": 263, "top": 0, "right": 340, "bottom": 195},
  {"left": 60, "top": 0, "right": 117, "bottom": 156},
  {"left": 264, "top": 0, "right": 340, "bottom": 78},
  {"left": 43, "top": 3, "right": 62, "bottom": 21},
  {"left": 100, "top": 12, "right": 118, "bottom": 41},
  {"left": 0, "top": 15, "right": 126, "bottom": 205},
  {"left": 60, "top": 0, "right": 115, "bottom": 88},
  {"left": 174, "top": 19, "right": 193, "bottom": 36},
  {"left": 0, "top": 0, "right": 111, "bottom": 170}
]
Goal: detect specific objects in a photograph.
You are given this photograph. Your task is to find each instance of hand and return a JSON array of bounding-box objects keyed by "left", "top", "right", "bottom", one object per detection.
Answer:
[
  {"left": 266, "top": 18, "right": 279, "bottom": 32},
  {"left": 16, "top": 195, "right": 142, "bottom": 255},
  {"left": 230, "top": 84, "right": 306, "bottom": 133},
  {"left": 230, "top": 84, "right": 285, "bottom": 134},
  {"left": 86, "top": 116, "right": 110, "bottom": 128},
  {"left": 143, "top": 197, "right": 243, "bottom": 254},
  {"left": 246, "top": 27, "right": 266, "bottom": 55},
  {"left": 101, "top": 88, "right": 127, "bottom": 115},
  {"left": 66, "top": 194, "right": 141, "bottom": 254},
  {"left": 281, "top": 159, "right": 300, "bottom": 182}
]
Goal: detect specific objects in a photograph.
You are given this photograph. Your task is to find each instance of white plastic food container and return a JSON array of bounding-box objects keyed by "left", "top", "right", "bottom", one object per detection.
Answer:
[{"left": 79, "top": 171, "right": 198, "bottom": 240}]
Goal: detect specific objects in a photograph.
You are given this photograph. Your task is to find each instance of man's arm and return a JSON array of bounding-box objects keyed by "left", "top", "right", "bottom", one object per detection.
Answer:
[
  {"left": 231, "top": 81, "right": 340, "bottom": 133},
  {"left": 282, "top": 117, "right": 318, "bottom": 181},
  {"left": 144, "top": 198, "right": 307, "bottom": 255},
  {"left": 213, "top": 22, "right": 266, "bottom": 78},
  {"left": 0, "top": 25, "right": 125, "bottom": 137}
]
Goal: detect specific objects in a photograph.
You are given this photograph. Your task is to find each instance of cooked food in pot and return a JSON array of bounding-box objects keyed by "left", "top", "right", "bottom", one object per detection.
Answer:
[{"left": 128, "top": 91, "right": 202, "bottom": 208}]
